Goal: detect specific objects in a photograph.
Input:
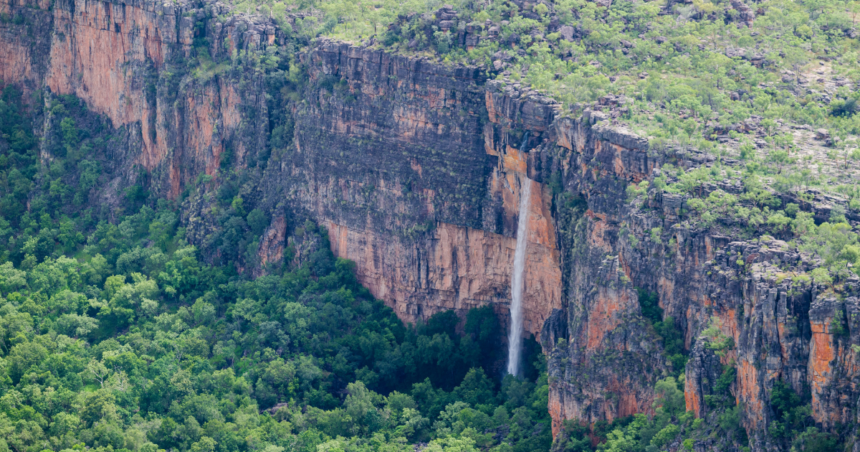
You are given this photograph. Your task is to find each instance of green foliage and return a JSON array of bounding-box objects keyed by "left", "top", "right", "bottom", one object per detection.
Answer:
[
  {"left": 830, "top": 98, "right": 858, "bottom": 118},
  {"left": 705, "top": 364, "right": 737, "bottom": 410},
  {"left": 0, "top": 205, "right": 551, "bottom": 451},
  {"left": 553, "top": 376, "right": 691, "bottom": 452},
  {"left": 717, "top": 405, "right": 747, "bottom": 444},
  {"left": 701, "top": 316, "right": 735, "bottom": 357},
  {"left": 637, "top": 290, "right": 686, "bottom": 376},
  {"left": 767, "top": 380, "right": 820, "bottom": 450},
  {"left": 650, "top": 227, "right": 662, "bottom": 244},
  {"left": 626, "top": 181, "right": 648, "bottom": 201},
  {"left": 0, "top": 85, "right": 38, "bottom": 232},
  {"left": 830, "top": 308, "right": 848, "bottom": 337},
  {"left": 792, "top": 427, "right": 840, "bottom": 452},
  {"left": 636, "top": 289, "right": 661, "bottom": 324},
  {"left": 0, "top": 92, "right": 554, "bottom": 452}
]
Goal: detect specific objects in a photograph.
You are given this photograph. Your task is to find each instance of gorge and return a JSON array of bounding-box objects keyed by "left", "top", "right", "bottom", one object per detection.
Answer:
[{"left": 1, "top": 0, "right": 860, "bottom": 450}]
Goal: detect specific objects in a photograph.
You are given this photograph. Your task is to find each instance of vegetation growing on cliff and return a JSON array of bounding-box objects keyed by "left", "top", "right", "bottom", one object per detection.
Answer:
[
  {"left": 252, "top": 0, "right": 857, "bottom": 166},
  {"left": 636, "top": 289, "right": 686, "bottom": 376},
  {"left": 230, "top": 0, "right": 860, "bottom": 226},
  {"left": 648, "top": 161, "right": 860, "bottom": 289},
  {"left": 3, "top": 0, "right": 860, "bottom": 446}
]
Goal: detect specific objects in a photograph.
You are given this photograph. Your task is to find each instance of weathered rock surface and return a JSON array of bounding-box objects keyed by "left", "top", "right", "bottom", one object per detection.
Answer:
[{"left": 3, "top": 0, "right": 859, "bottom": 449}]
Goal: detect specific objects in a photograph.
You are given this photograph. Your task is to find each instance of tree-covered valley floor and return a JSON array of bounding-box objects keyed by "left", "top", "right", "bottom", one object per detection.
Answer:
[
  {"left": 0, "top": 12, "right": 851, "bottom": 448},
  {"left": 0, "top": 85, "right": 558, "bottom": 452}
]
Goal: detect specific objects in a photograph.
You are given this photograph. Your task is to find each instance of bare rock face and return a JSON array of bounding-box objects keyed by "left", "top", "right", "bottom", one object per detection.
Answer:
[
  {"left": 1, "top": 0, "right": 271, "bottom": 203},
  {"left": 730, "top": 0, "right": 756, "bottom": 27},
  {"left": 279, "top": 41, "right": 563, "bottom": 338},
  {"left": 257, "top": 215, "right": 287, "bottom": 274},
  {"left": 4, "top": 0, "right": 859, "bottom": 448}
]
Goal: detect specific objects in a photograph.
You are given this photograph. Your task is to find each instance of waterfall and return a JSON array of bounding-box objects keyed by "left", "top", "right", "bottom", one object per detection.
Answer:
[
  {"left": 507, "top": 176, "right": 531, "bottom": 377},
  {"left": 519, "top": 131, "right": 530, "bottom": 152}
]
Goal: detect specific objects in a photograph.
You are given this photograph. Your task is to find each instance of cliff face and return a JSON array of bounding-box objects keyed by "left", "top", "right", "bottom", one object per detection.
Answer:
[
  {"left": 1, "top": 0, "right": 270, "bottom": 201},
  {"left": 3, "top": 0, "right": 859, "bottom": 448},
  {"left": 539, "top": 116, "right": 860, "bottom": 449},
  {"left": 266, "top": 40, "right": 564, "bottom": 335},
  {"left": 1, "top": 0, "right": 563, "bottom": 337}
]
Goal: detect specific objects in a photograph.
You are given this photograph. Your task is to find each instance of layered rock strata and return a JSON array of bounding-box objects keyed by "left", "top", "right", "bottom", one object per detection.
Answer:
[{"left": 2, "top": 0, "right": 859, "bottom": 448}]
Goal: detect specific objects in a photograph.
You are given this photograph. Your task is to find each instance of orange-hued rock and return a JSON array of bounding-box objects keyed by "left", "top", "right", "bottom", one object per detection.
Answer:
[
  {"left": 608, "top": 143, "right": 647, "bottom": 183},
  {"left": 31, "top": 0, "right": 251, "bottom": 197},
  {"left": 45, "top": 0, "right": 169, "bottom": 175},
  {"left": 802, "top": 296, "right": 860, "bottom": 430},
  {"left": 179, "top": 79, "right": 243, "bottom": 175},
  {"left": 547, "top": 208, "right": 666, "bottom": 433},
  {"left": 286, "top": 45, "right": 565, "bottom": 342},
  {"left": 738, "top": 358, "right": 764, "bottom": 429},
  {"left": 46, "top": 0, "right": 170, "bottom": 127},
  {"left": 0, "top": 37, "right": 34, "bottom": 86},
  {"left": 0, "top": 0, "right": 52, "bottom": 92},
  {"left": 503, "top": 145, "right": 528, "bottom": 174},
  {"left": 685, "top": 371, "right": 701, "bottom": 415},
  {"left": 716, "top": 308, "right": 739, "bottom": 364},
  {"left": 549, "top": 392, "right": 564, "bottom": 437},
  {"left": 583, "top": 287, "right": 630, "bottom": 350},
  {"left": 0, "top": 22, "right": 35, "bottom": 87},
  {"left": 324, "top": 177, "right": 562, "bottom": 338},
  {"left": 257, "top": 216, "right": 287, "bottom": 273},
  {"left": 809, "top": 320, "right": 835, "bottom": 420}
]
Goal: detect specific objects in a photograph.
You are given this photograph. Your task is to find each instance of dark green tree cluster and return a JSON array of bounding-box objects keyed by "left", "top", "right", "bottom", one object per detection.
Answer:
[
  {"left": 0, "top": 85, "right": 38, "bottom": 232},
  {"left": 0, "top": 88, "right": 142, "bottom": 267},
  {"left": 767, "top": 381, "right": 839, "bottom": 452}
]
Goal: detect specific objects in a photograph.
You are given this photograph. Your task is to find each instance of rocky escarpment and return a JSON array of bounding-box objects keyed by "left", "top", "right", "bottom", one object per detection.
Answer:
[
  {"left": 276, "top": 40, "right": 563, "bottom": 333},
  {"left": 532, "top": 111, "right": 860, "bottom": 449},
  {"left": 477, "top": 82, "right": 859, "bottom": 449},
  {"left": 2, "top": 0, "right": 859, "bottom": 449},
  {"left": 1, "top": 0, "right": 562, "bottom": 336}
]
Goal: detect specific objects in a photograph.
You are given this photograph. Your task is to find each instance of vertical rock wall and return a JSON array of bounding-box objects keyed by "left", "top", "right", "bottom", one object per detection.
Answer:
[
  {"left": 280, "top": 41, "right": 563, "bottom": 336},
  {"left": 2, "top": 0, "right": 859, "bottom": 447},
  {"left": 2, "top": 0, "right": 271, "bottom": 202}
]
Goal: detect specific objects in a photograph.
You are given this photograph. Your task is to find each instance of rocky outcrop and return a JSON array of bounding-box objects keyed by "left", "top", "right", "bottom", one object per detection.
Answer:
[
  {"left": 0, "top": 0, "right": 53, "bottom": 89},
  {"left": 3, "top": 0, "right": 859, "bottom": 448},
  {"left": 257, "top": 215, "right": 287, "bottom": 272},
  {"left": 496, "top": 82, "right": 860, "bottom": 448},
  {"left": 541, "top": 118, "right": 860, "bottom": 448}
]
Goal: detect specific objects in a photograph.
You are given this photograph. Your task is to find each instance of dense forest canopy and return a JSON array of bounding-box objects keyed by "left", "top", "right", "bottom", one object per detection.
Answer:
[{"left": 0, "top": 86, "right": 561, "bottom": 451}]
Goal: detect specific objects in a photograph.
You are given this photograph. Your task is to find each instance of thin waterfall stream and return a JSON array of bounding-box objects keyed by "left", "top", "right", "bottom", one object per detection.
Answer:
[{"left": 507, "top": 175, "right": 531, "bottom": 376}]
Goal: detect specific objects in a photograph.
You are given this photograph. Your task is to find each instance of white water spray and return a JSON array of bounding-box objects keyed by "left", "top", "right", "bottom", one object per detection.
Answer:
[{"left": 507, "top": 176, "right": 531, "bottom": 376}]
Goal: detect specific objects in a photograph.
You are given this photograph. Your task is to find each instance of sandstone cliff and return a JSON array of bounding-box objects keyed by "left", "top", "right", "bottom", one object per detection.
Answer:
[{"left": 2, "top": 0, "right": 859, "bottom": 449}]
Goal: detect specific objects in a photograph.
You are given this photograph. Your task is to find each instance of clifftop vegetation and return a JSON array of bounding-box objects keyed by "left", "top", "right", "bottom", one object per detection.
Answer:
[
  {"left": 219, "top": 0, "right": 860, "bottom": 284},
  {"left": 245, "top": 0, "right": 860, "bottom": 159}
]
